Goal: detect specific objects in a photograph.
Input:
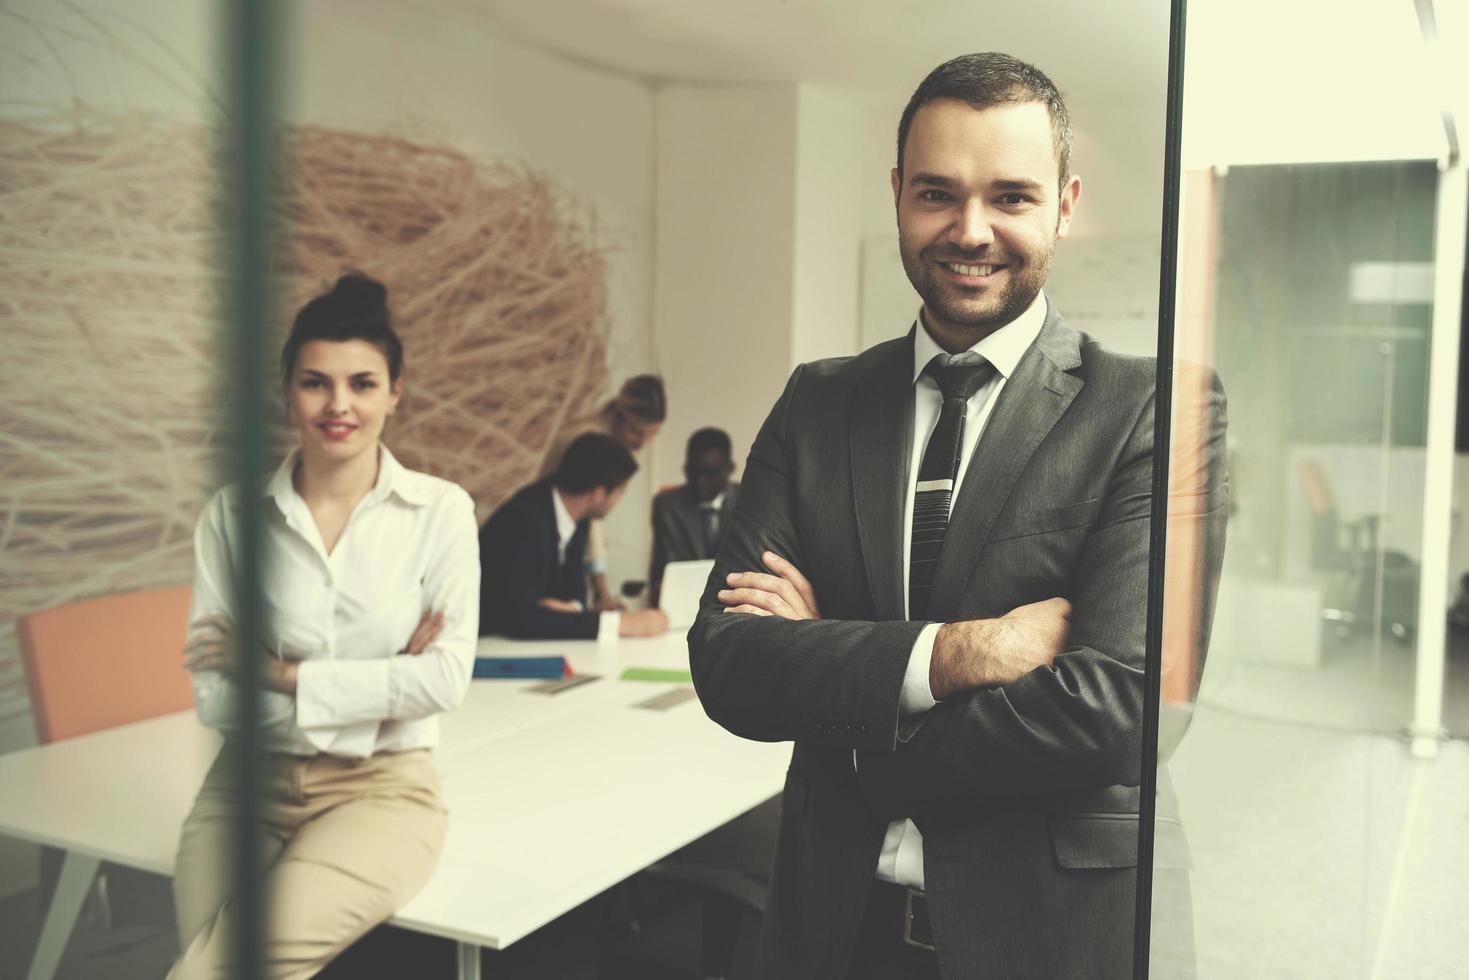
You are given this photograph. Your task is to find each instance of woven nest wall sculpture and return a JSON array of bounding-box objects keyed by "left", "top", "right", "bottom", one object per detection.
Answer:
[{"left": 0, "top": 109, "right": 612, "bottom": 728}]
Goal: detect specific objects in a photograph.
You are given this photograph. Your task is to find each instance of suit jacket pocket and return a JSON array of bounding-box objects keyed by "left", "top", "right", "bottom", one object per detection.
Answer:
[
  {"left": 1048, "top": 813, "right": 1192, "bottom": 871},
  {"left": 991, "top": 498, "right": 1101, "bottom": 542}
]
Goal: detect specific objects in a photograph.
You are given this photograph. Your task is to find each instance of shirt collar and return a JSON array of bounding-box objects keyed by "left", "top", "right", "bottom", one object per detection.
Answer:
[
  {"left": 911, "top": 289, "right": 1048, "bottom": 386},
  {"left": 550, "top": 486, "right": 578, "bottom": 547},
  {"left": 260, "top": 443, "right": 429, "bottom": 510}
]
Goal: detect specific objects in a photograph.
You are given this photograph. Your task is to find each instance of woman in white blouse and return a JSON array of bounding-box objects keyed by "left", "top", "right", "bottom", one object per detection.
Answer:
[{"left": 169, "top": 273, "right": 480, "bottom": 979}]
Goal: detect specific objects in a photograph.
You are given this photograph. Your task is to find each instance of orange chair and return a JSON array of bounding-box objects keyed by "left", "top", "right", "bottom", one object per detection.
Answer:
[
  {"left": 16, "top": 586, "right": 195, "bottom": 979},
  {"left": 17, "top": 586, "right": 194, "bottom": 743}
]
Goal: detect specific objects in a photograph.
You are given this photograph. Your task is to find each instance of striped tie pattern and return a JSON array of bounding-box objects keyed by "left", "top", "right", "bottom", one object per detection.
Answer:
[{"left": 909, "top": 353, "right": 997, "bottom": 620}]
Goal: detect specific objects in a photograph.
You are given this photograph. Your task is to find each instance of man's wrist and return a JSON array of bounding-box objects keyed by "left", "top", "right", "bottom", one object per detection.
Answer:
[
  {"left": 931, "top": 619, "right": 1004, "bottom": 697},
  {"left": 930, "top": 623, "right": 965, "bottom": 699}
]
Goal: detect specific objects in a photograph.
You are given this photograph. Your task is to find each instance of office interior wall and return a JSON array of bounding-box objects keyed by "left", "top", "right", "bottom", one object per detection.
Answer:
[
  {"left": 652, "top": 83, "right": 800, "bottom": 493},
  {"left": 789, "top": 84, "right": 865, "bottom": 370}
]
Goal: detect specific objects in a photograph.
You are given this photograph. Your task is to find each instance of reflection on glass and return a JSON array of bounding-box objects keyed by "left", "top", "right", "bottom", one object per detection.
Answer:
[
  {"left": 1153, "top": 143, "right": 1465, "bottom": 980},
  {"left": 1153, "top": 0, "right": 1469, "bottom": 972}
]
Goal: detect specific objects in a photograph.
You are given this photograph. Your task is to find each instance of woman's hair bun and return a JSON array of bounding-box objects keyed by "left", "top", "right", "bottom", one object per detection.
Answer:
[
  {"left": 329, "top": 271, "right": 388, "bottom": 315},
  {"left": 281, "top": 270, "right": 404, "bottom": 384}
]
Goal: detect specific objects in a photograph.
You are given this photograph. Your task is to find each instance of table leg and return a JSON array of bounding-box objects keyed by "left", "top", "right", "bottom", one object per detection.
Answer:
[
  {"left": 456, "top": 940, "right": 482, "bottom": 980},
  {"left": 26, "top": 851, "right": 100, "bottom": 980}
]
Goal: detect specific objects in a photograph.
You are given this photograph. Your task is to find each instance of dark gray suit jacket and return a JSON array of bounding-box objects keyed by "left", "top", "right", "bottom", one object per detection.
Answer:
[
  {"left": 688, "top": 309, "right": 1229, "bottom": 979},
  {"left": 650, "top": 481, "right": 741, "bottom": 601}
]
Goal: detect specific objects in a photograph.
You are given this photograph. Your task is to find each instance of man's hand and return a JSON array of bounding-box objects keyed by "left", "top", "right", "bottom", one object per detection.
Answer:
[
  {"left": 400, "top": 610, "right": 444, "bottom": 656},
  {"left": 717, "top": 552, "right": 820, "bottom": 620},
  {"left": 930, "top": 597, "right": 1072, "bottom": 700},
  {"left": 183, "top": 614, "right": 299, "bottom": 694},
  {"left": 538, "top": 597, "right": 585, "bottom": 614},
  {"left": 619, "top": 608, "right": 670, "bottom": 637}
]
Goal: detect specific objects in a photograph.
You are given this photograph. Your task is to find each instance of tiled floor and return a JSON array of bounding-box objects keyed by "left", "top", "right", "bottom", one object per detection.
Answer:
[{"left": 1156, "top": 626, "right": 1469, "bottom": 979}]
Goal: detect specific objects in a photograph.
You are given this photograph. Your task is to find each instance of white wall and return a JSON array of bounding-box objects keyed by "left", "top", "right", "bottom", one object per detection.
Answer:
[
  {"left": 790, "top": 84, "right": 865, "bottom": 368},
  {"left": 652, "top": 83, "right": 800, "bottom": 491}
]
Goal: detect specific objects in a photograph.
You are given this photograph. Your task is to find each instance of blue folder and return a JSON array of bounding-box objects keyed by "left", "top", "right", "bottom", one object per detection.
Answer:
[{"left": 472, "top": 655, "right": 569, "bottom": 679}]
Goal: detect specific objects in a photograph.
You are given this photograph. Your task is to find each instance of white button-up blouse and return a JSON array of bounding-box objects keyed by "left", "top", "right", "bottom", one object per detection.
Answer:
[{"left": 187, "top": 445, "right": 481, "bottom": 758}]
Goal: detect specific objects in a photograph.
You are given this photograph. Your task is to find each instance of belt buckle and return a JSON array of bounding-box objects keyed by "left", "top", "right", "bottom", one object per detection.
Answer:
[{"left": 902, "top": 887, "right": 935, "bottom": 952}]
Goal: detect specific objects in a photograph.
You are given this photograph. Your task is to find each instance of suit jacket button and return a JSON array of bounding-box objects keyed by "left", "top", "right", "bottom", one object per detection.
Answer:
[{"left": 857, "top": 724, "right": 867, "bottom": 736}]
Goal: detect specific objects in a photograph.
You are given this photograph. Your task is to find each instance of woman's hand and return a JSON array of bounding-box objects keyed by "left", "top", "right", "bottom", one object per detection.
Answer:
[
  {"left": 183, "top": 614, "right": 298, "bottom": 694},
  {"left": 400, "top": 610, "right": 445, "bottom": 656},
  {"left": 183, "top": 614, "right": 240, "bottom": 675}
]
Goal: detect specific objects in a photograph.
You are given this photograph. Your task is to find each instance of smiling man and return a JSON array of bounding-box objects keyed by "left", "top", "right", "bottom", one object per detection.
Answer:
[{"left": 688, "top": 53, "right": 1228, "bottom": 978}]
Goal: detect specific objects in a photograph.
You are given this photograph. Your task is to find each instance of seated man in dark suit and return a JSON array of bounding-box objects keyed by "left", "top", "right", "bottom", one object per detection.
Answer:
[
  {"left": 650, "top": 427, "right": 741, "bottom": 605},
  {"left": 479, "top": 433, "right": 668, "bottom": 640}
]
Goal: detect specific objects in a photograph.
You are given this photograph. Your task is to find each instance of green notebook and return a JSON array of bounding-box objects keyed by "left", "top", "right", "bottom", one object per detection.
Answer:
[{"left": 620, "top": 667, "right": 694, "bottom": 684}]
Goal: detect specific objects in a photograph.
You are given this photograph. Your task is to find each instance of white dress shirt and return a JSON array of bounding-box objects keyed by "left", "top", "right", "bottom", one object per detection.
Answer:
[
  {"left": 874, "top": 291, "right": 1049, "bottom": 889},
  {"left": 551, "top": 486, "right": 622, "bottom": 638},
  {"left": 552, "top": 487, "right": 578, "bottom": 565},
  {"left": 188, "top": 445, "right": 481, "bottom": 758}
]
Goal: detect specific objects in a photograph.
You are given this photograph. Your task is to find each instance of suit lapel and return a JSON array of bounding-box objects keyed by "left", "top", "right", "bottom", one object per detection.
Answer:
[
  {"left": 850, "top": 331, "right": 916, "bottom": 621},
  {"left": 538, "top": 482, "right": 561, "bottom": 571},
  {"left": 927, "top": 312, "right": 1085, "bottom": 616}
]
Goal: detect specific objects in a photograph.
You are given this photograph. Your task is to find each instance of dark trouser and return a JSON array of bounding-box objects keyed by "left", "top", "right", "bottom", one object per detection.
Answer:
[{"left": 845, "top": 881, "right": 942, "bottom": 980}]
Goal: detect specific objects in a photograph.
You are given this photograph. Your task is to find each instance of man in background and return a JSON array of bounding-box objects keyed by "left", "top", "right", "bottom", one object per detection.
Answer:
[
  {"left": 650, "top": 427, "right": 740, "bottom": 605},
  {"left": 480, "top": 433, "right": 668, "bottom": 640}
]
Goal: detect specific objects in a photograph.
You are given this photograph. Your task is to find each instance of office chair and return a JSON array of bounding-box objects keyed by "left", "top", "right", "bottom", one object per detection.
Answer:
[
  {"left": 1299, "top": 460, "right": 1417, "bottom": 641},
  {"left": 16, "top": 585, "right": 194, "bottom": 966}
]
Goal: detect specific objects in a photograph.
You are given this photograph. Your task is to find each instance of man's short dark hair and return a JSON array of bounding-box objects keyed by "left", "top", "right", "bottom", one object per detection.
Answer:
[
  {"left": 685, "top": 427, "right": 732, "bottom": 463},
  {"left": 896, "top": 52, "right": 1072, "bottom": 191},
  {"left": 553, "top": 433, "right": 638, "bottom": 494}
]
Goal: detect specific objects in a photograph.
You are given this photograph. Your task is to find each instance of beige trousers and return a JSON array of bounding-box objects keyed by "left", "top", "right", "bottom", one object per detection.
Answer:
[{"left": 169, "top": 746, "right": 447, "bottom": 980}]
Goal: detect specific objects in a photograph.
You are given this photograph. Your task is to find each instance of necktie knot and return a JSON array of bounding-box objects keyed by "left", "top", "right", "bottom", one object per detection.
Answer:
[{"left": 924, "top": 353, "right": 996, "bottom": 402}]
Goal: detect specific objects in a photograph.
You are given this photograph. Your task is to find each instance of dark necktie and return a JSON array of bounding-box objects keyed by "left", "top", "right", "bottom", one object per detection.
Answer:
[
  {"left": 909, "top": 353, "right": 997, "bottom": 620},
  {"left": 700, "top": 504, "right": 721, "bottom": 558}
]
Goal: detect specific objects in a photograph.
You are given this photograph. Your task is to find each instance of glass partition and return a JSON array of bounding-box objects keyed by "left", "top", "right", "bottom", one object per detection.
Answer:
[
  {"left": 0, "top": 2, "right": 277, "bottom": 978},
  {"left": 1148, "top": 0, "right": 1464, "bottom": 974}
]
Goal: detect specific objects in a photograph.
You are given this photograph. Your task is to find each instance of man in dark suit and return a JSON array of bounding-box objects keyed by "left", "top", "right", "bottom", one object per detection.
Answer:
[
  {"left": 650, "top": 427, "right": 741, "bottom": 605},
  {"left": 480, "top": 433, "right": 668, "bottom": 640},
  {"left": 688, "top": 53, "right": 1228, "bottom": 979}
]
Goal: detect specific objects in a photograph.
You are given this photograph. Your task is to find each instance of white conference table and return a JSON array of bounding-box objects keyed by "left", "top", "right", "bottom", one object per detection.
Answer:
[{"left": 0, "top": 632, "right": 789, "bottom": 980}]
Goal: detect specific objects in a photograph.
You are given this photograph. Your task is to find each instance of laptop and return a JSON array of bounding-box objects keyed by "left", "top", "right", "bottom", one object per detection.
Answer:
[{"left": 658, "top": 559, "right": 716, "bottom": 631}]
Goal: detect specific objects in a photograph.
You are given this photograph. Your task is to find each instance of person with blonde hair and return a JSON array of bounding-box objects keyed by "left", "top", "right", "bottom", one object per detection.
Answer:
[{"left": 541, "top": 373, "right": 667, "bottom": 609}]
